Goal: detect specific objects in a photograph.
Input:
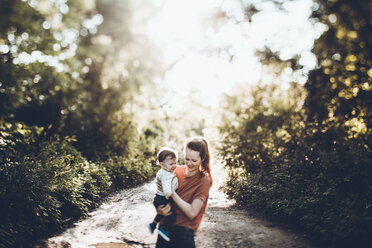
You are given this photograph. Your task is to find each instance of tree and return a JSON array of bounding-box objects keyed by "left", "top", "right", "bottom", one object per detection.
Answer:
[
  {"left": 216, "top": 1, "right": 372, "bottom": 247},
  {"left": 0, "top": 1, "right": 166, "bottom": 246},
  {"left": 305, "top": 0, "right": 372, "bottom": 140}
]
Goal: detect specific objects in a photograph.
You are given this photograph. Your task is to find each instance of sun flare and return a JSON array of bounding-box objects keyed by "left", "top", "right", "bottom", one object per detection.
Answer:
[{"left": 144, "top": 0, "right": 322, "bottom": 108}]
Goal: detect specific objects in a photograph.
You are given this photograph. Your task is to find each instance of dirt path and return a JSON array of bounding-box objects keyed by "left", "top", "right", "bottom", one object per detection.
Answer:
[
  {"left": 196, "top": 190, "right": 312, "bottom": 248},
  {"left": 40, "top": 175, "right": 314, "bottom": 248}
]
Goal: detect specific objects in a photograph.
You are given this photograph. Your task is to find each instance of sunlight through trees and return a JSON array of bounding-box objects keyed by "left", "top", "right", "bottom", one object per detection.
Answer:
[{"left": 0, "top": 0, "right": 371, "bottom": 247}]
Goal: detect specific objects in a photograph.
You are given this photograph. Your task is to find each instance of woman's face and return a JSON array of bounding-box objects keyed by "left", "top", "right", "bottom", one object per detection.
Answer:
[{"left": 185, "top": 148, "right": 202, "bottom": 174}]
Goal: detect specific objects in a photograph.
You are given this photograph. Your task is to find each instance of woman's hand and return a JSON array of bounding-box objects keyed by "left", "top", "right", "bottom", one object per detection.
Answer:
[{"left": 156, "top": 203, "right": 172, "bottom": 216}]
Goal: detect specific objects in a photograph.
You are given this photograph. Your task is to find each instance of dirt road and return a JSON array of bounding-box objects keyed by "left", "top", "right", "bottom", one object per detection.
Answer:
[{"left": 41, "top": 174, "right": 314, "bottom": 248}]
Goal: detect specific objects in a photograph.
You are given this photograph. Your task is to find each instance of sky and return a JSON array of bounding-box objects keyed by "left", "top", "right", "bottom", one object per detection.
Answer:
[{"left": 143, "top": 0, "right": 325, "bottom": 108}]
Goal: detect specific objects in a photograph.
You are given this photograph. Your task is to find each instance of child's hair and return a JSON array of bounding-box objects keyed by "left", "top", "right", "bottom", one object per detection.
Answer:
[{"left": 157, "top": 147, "right": 178, "bottom": 163}]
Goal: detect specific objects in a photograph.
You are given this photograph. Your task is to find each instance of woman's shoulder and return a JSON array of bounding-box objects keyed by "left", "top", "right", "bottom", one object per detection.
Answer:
[
  {"left": 174, "top": 165, "right": 186, "bottom": 175},
  {"left": 200, "top": 172, "right": 212, "bottom": 185}
]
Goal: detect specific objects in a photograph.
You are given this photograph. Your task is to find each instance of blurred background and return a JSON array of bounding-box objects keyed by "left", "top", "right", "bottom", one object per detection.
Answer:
[{"left": 0, "top": 0, "right": 371, "bottom": 247}]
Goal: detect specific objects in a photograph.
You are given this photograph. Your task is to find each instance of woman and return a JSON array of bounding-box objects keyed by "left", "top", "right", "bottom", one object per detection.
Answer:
[{"left": 155, "top": 137, "right": 213, "bottom": 248}]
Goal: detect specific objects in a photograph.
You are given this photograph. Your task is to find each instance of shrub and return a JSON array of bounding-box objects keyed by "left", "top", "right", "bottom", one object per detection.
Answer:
[
  {"left": 0, "top": 117, "right": 161, "bottom": 247},
  {"left": 218, "top": 84, "right": 372, "bottom": 247},
  {"left": 103, "top": 154, "right": 157, "bottom": 190},
  {"left": 0, "top": 135, "right": 111, "bottom": 247}
]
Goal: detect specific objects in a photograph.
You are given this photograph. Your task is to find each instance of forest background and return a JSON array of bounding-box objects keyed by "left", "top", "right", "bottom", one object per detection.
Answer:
[{"left": 0, "top": 0, "right": 371, "bottom": 247}]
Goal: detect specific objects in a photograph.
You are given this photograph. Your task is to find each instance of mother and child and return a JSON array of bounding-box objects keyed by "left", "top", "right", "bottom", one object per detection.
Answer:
[{"left": 148, "top": 137, "right": 213, "bottom": 248}]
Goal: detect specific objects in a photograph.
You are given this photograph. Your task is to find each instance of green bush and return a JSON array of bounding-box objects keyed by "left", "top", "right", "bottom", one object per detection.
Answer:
[
  {"left": 0, "top": 117, "right": 160, "bottom": 247},
  {"left": 222, "top": 126, "right": 372, "bottom": 247},
  {"left": 103, "top": 155, "right": 155, "bottom": 189},
  {"left": 218, "top": 85, "right": 372, "bottom": 248},
  {"left": 0, "top": 135, "right": 112, "bottom": 247}
]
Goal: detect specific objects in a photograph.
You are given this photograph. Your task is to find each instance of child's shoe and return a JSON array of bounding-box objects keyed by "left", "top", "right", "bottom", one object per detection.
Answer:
[
  {"left": 148, "top": 222, "right": 156, "bottom": 234},
  {"left": 158, "top": 228, "right": 170, "bottom": 242}
]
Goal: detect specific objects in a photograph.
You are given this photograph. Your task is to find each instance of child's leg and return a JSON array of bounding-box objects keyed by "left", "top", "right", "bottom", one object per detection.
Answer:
[
  {"left": 152, "top": 194, "right": 169, "bottom": 225},
  {"left": 150, "top": 194, "right": 168, "bottom": 234},
  {"left": 153, "top": 195, "right": 173, "bottom": 241},
  {"left": 154, "top": 214, "right": 162, "bottom": 224},
  {"left": 162, "top": 201, "right": 176, "bottom": 230}
]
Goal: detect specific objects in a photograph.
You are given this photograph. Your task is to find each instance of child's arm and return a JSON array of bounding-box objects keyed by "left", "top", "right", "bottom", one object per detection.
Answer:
[
  {"left": 160, "top": 171, "right": 173, "bottom": 198},
  {"left": 165, "top": 176, "right": 178, "bottom": 199}
]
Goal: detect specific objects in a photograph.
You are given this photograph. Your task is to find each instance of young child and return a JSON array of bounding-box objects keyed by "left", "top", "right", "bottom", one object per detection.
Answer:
[{"left": 148, "top": 147, "right": 178, "bottom": 242}]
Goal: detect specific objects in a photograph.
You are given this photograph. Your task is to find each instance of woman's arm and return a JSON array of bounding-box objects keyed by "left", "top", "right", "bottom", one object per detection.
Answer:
[{"left": 171, "top": 191, "right": 204, "bottom": 220}]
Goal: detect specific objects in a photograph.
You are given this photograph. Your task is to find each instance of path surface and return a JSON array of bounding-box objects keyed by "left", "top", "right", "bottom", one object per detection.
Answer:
[{"left": 39, "top": 176, "right": 314, "bottom": 248}]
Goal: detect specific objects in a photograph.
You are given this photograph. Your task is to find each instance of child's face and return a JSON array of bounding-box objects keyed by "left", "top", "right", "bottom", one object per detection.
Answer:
[{"left": 160, "top": 156, "right": 177, "bottom": 172}]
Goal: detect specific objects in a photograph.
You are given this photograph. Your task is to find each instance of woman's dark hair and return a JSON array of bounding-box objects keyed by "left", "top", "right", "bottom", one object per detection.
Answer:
[{"left": 186, "top": 137, "right": 212, "bottom": 186}]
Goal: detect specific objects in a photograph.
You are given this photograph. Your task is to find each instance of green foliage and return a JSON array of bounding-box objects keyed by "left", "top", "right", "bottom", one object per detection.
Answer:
[
  {"left": 217, "top": 1, "right": 372, "bottom": 247},
  {"left": 0, "top": 0, "right": 165, "bottom": 247},
  {"left": 0, "top": 124, "right": 159, "bottom": 247},
  {"left": 0, "top": 135, "right": 111, "bottom": 247},
  {"left": 218, "top": 83, "right": 372, "bottom": 247},
  {"left": 103, "top": 155, "right": 157, "bottom": 190},
  {"left": 0, "top": 0, "right": 82, "bottom": 127},
  {"left": 102, "top": 127, "right": 160, "bottom": 189},
  {"left": 61, "top": 81, "right": 137, "bottom": 160},
  {"left": 305, "top": 0, "right": 372, "bottom": 134}
]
